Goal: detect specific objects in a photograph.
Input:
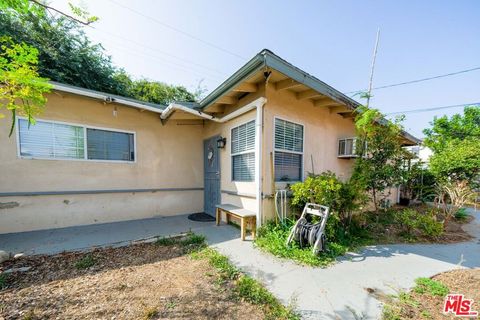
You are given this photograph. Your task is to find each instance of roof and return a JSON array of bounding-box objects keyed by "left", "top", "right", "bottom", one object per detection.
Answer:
[
  {"left": 198, "top": 49, "right": 421, "bottom": 145},
  {"left": 50, "top": 81, "right": 166, "bottom": 114},
  {"left": 199, "top": 49, "right": 359, "bottom": 110}
]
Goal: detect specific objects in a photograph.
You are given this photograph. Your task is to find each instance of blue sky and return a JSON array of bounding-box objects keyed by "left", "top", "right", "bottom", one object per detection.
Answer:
[{"left": 51, "top": 0, "right": 480, "bottom": 138}]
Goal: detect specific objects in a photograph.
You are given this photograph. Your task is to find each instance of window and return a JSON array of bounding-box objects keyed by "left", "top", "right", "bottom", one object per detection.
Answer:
[
  {"left": 87, "top": 129, "right": 135, "bottom": 161},
  {"left": 231, "top": 120, "right": 255, "bottom": 181},
  {"left": 18, "top": 119, "right": 85, "bottom": 159},
  {"left": 17, "top": 118, "right": 135, "bottom": 162},
  {"left": 274, "top": 118, "right": 303, "bottom": 181},
  {"left": 338, "top": 138, "right": 358, "bottom": 158}
]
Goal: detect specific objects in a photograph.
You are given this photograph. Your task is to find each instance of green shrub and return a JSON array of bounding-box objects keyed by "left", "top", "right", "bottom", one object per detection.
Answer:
[
  {"left": 0, "top": 273, "right": 8, "bottom": 289},
  {"left": 290, "top": 171, "right": 342, "bottom": 210},
  {"left": 415, "top": 212, "right": 443, "bottom": 238},
  {"left": 75, "top": 254, "right": 96, "bottom": 269},
  {"left": 393, "top": 208, "right": 418, "bottom": 236},
  {"left": 413, "top": 277, "right": 449, "bottom": 297},
  {"left": 454, "top": 208, "right": 469, "bottom": 221}
]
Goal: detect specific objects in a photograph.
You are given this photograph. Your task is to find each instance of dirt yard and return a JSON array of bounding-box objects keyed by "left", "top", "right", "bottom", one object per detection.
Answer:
[
  {"left": 0, "top": 240, "right": 265, "bottom": 320},
  {"left": 382, "top": 268, "right": 480, "bottom": 319}
]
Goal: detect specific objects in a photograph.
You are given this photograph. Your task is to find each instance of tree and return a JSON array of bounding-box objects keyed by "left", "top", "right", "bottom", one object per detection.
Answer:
[
  {"left": 351, "top": 106, "right": 405, "bottom": 212},
  {"left": 423, "top": 107, "right": 480, "bottom": 221},
  {"left": 0, "top": 36, "right": 51, "bottom": 136},
  {"left": 423, "top": 106, "right": 480, "bottom": 153},
  {"left": 1, "top": 1, "right": 197, "bottom": 104}
]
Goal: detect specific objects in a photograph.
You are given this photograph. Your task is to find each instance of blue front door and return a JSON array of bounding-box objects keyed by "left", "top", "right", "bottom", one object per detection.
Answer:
[{"left": 204, "top": 136, "right": 221, "bottom": 215}]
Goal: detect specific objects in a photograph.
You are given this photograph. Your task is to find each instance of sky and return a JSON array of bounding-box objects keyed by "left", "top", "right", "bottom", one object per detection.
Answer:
[{"left": 49, "top": 0, "right": 480, "bottom": 138}]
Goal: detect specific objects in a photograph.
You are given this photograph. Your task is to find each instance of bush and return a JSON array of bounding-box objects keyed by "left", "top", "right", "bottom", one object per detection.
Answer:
[
  {"left": 415, "top": 211, "right": 443, "bottom": 238},
  {"left": 74, "top": 254, "right": 96, "bottom": 269},
  {"left": 454, "top": 207, "right": 469, "bottom": 221},
  {"left": 393, "top": 208, "right": 443, "bottom": 239},
  {"left": 413, "top": 277, "right": 449, "bottom": 297},
  {"left": 290, "top": 171, "right": 366, "bottom": 227}
]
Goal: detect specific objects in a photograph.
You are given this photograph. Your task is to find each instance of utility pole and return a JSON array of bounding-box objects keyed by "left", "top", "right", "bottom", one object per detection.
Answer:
[{"left": 366, "top": 28, "right": 380, "bottom": 107}]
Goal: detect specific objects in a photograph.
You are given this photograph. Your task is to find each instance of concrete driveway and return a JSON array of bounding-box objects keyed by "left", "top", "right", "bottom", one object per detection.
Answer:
[
  {"left": 1, "top": 208, "right": 478, "bottom": 319},
  {"left": 211, "top": 207, "right": 480, "bottom": 319}
]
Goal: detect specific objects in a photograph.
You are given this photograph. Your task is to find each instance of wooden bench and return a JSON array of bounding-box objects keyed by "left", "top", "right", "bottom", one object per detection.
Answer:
[{"left": 216, "top": 204, "right": 256, "bottom": 241}]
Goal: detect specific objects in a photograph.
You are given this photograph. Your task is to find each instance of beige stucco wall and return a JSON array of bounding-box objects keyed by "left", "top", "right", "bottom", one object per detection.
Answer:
[
  {"left": 261, "top": 83, "right": 358, "bottom": 220},
  {"left": 202, "top": 87, "right": 266, "bottom": 213},
  {"left": 0, "top": 92, "right": 204, "bottom": 234}
]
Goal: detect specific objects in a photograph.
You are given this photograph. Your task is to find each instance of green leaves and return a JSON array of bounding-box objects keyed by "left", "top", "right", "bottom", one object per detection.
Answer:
[
  {"left": 352, "top": 106, "right": 405, "bottom": 210},
  {"left": 0, "top": 36, "right": 52, "bottom": 136}
]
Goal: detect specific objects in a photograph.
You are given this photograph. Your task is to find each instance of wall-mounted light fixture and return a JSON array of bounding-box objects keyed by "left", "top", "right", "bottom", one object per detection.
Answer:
[{"left": 217, "top": 136, "right": 226, "bottom": 149}]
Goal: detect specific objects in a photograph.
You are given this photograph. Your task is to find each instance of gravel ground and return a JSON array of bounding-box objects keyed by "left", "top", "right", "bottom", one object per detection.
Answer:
[{"left": 0, "top": 242, "right": 265, "bottom": 320}]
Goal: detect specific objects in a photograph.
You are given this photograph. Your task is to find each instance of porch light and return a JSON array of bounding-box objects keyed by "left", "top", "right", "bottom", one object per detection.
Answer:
[{"left": 217, "top": 137, "right": 226, "bottom": 149}]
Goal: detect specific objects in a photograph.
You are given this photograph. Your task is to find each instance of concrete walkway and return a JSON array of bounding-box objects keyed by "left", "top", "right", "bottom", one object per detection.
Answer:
[{"left": 1, "top": 208, "right": 479, "bottom": 319}]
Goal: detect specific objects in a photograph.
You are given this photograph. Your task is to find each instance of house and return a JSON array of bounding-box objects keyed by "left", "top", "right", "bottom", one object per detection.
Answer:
[{"left": 0, "top": 49, "right": 420, "bottom": 234}]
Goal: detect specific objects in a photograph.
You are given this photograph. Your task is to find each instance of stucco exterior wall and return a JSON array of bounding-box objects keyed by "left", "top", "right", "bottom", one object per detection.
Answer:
[
  {"left": 261, "top": 83, "right": 358, "bottom": 220},
  {"left": 202, "top": 86, "right": 266, "bottom": 213},
  {"left": 0, "top": 92, "right": 204, "bottom": 234}
]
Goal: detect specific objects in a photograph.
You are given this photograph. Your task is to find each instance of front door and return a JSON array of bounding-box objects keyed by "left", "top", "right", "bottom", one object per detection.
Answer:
[{"left": 204, "top": 136, "right": 221, "bottom": 216}]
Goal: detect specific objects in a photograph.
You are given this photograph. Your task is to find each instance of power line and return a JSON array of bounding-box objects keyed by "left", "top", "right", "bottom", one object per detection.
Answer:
[
  {"left": 385, "top": 102, "right": 480, "bottom": 116},
  {"left": 106, "top": 0, "right": 247, "bottom": 61},
  {"left": 346, "top": 66, "right": 480, "bottom": 94},
  {"left": 89, "top": 26, "right": 228, "bottom": 78}
]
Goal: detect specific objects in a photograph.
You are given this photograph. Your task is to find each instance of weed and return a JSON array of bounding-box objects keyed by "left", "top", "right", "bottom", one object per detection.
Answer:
[
  {"left": 0, "top": 273, "right": 8, "bottom": 289},
  {"left": 155, "top": 237, "right": 176, "bottom": 246},
  {"left": 454, "top": 208, "right": 469, "bottom": 221},
  {"left": 74, "top": 254, "right": 96, "bottom": 269},
  {"left": 165, "top": 301, "right": 177, "bottom": 310},
  {"left": 413, "top": 278, "right": 448, "bottom": 297},
  {"left": 22, "top": 310, "right": 35, "bottom": 320},
  {"left": 398, "top": 292, "right": 419, "bottom": 307},
  {"left": 155, "top": 233, "right": 206, "bottom": 252},
  {"left": 382, "top": 304, "right": 402, "bottom": 320},
  {"left": 254, "top": 220, "right": 351, "bottom": 267},
  {"left": 143, "top": 307, "right": 158, "bottom": 319},
  {"left": 192, "top": 247, "right": 299, "bottom": 320},
  {"left": 420, "top": 309, "right": 431, "bottom": 318},
  {"left": 180, "top": 233, "right": 205, "bottom": 247}
]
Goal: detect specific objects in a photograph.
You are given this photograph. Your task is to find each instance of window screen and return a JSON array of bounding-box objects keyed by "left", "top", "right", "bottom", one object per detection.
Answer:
[
  {"left": 87, "top": 128, "right": 135, "bottom": 161},
  {"left": 231, "top": 120, "right": 255, "bottom": 181},
  {"left": 18, "top": 119, "right": 84, "bottom": 159},
  {"left": 274, "top": 118, "right": 303, "bottom": 181}
]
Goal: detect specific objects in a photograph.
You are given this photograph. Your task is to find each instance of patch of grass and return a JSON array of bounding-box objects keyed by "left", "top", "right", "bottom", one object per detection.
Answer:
[
  {"left": 155, "top": 233, "right": 206, "bottom": 251},
  {"left": 74, "top": 254, "right": 96, "bottom": 269},
  {"left": 382, "top": 304, "right": 402, "bottom": 320},
  {"left": 155, "top": 236, "right": 176, "bottom": 246},
  {"left": 413, "top": 277, "right": 449, "bottom": 297},
  {"left": 143, "top": 307, "right": 158, "bottom": 319},
  {"left": 254, "top": 220, "right": 352, "bottom": 267},
  {"left": 454, "top": 208, "right": 469, "bottom": 221},
  {"left": 192, "top": 247, "right": 299, "bottom": 320},
  {"left": 0, "top": 273, "right": 8, "bottom": 289}
]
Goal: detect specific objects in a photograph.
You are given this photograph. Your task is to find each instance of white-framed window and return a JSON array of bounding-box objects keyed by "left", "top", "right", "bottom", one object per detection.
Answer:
[
  {"left": 274, "top": 118, "right": 304, "bottom": 182},
  {"left": 231, "top": 120, "right": 255, "bottom": 181},
  {"left": 17, "top": 118, "right": 135, "bottom": 162},
  {"left": 338, "top": 137, "right": 358, "bottom": 158}
]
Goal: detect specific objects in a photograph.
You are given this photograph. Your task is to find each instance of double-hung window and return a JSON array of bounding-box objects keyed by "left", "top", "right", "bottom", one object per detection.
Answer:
[
  {"left": 231, "top": 120, "right": 255, "bottom": 181},
  {"left": 17, "top": 118, "right": 135, "bottom": 162},
  {"left": 274, "top": 118, "right": 303, "bottom": 182}
]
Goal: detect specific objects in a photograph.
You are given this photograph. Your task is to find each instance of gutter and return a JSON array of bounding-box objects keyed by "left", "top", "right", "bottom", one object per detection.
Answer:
[
  {"left": 162, "top": 97, "right": 266, "bottom": 124},
  {"left": 52, "top": 82, "right": 164, "bottom": 114}
]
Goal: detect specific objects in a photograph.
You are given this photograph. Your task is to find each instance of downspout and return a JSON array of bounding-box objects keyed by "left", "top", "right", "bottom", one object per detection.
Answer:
[{"left": 255, "top": 98, "right": 266, "bottom": 228}]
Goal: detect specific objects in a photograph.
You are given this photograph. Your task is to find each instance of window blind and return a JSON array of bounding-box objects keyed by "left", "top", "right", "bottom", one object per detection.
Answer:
[
  {"left": 231, "top": 120, "right": 255, "bottom": 181},
  {"left": 87, "top": 129, "right": 135, "bottom": 161},
  {"left": 274, "top": 118, "right": 304, "bottom": 181},
  {"left": 274, "top": 118, "right": 303, "bottom": 153},
  {"left": 18, "top": 119, "right": 84, "bottom": 159}
]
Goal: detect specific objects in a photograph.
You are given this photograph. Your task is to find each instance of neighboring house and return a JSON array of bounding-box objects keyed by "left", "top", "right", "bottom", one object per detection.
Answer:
[
  {"left": 405, "top": 145, "right": 433, "bottom": 167},
  {"left": 0, "top": 49, "right": 420, "bottom": 234}
]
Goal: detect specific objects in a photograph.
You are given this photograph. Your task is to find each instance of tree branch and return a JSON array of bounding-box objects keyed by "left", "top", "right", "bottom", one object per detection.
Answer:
[{"left": 28, "top": 0, "right": 93, "bottom": 25}]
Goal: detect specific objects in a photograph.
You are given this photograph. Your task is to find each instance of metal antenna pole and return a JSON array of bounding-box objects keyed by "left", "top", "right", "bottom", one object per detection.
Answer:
[{"left": 366, "top": 28, "right": 380, "bottom": 107}]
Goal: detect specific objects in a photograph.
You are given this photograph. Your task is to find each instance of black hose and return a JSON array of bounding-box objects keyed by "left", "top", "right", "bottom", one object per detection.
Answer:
[{"left": 294, "top": 218, "right": 324, "bottom": 249}]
